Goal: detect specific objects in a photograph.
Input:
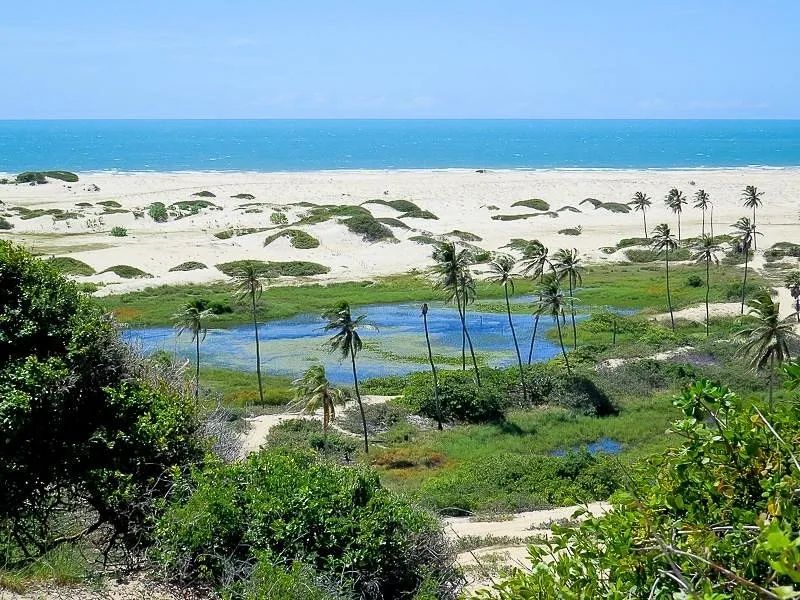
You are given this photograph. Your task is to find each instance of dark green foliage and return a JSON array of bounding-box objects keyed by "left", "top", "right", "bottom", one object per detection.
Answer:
[
  {"left": 0, "top": 217, "right": 13, "bottom": 230},
  {"left": 265, "top": 419, "right": 357, "bottom": 461},
  {"left": 409, "top": 234, "right": 441, "bottom": 245},
  {"left": 110, "top": 226, "right": 128, "bottom": 237},
  {"left": 625, "top": 247, "right": 691, "bottom": 262},
  {"left": 96, "top": 200, "right": 122, "bottom": 208},
  {"left": 686, "top": 274, "right": 703, "bottom": 288},
  {"left": 579, "top": 198, "right": 632, "bottom": 213},
  {"left": 168, "top": 261, "right": 207, "bottom": 272},
  {"left": 297, "top": 204, "right": 370, "bottom": 225},
  {"left": 46, "top": 256, "right": 96, "bottom": 276},
  {"left": 10, "top": 207, "right": 79, "bottom": 221},
  {"left": 148, "top": 202, "right": 168, "bottom": 222},
  {"left": 270, "top": 211, "right": 289, "bottom": 225},
  {"left": 231, "top": 193, "right": 256, "bottom": 200},
  {"left": 100, "top": 264, "right": 152, "bottom": 278},
  {"left": 511, "top": 198, "right": 550, "bottom": 211},
  {"left": 338, "top": 401, "right": 411, "bottom": 436},
  {"left": 558, "top": 226, "right": 582, "bottom": 236},
  {"left": 341, "top": 214, "right": 396, "bottom": 242},
  {"left": 215, "top": 260, "right": 330, "bottom": 278},
  {"left": 15, "top": 171, "right": 79, "bottom": 184},
  {"left": 191, "top": 190, "right": 216, "bottom": 198},
  {"left": 171, "top": 200, "right": 218, "bottom": 213},
  {"left": 403, "top": 369, "right": 506, "bottom": 423},
  {"left": 214, "top": 227, "right": 269, "bottom": 240},
  {"left": 446, "top": 230, "right": 482, "bottom": 242},
  {"left": 364, "top": 199, "right": 421, "bottom": 212},
  {"left": 557, "top": 205, "right": 581, "bottom": 213},
  {"left": 503, "top": 238, "right": 544, "bottom": 259},
  {"left": 492, "top": 212, "right": 559, "bottom": 221},
  {"left": 615, "top": 237, "right": 650, "bottom": 249},
  {"left": 375, "top": 217, "right": 410, "bottom": 230},
  {"left": 263, "top": 229, "right": 320, "bottom": 249},
  {"left": 0, "top": 242, "right": 201, "bottom": 558},
  {"left": 399, "top": 208, "right": 439, "bottom": 220},
  {"left": 151, "top": 449, "right": 456, "bottom": 599},
  {"left": 226, "top": 561, "right": 343, "bottom": 600}
]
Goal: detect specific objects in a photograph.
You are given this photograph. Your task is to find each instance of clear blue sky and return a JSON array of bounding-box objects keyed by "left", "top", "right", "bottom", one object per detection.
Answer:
[{"left": 2, "top": 1, "right": 798, "bottom": 119}]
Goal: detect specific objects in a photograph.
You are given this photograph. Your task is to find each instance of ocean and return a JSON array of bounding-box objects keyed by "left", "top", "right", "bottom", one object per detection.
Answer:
[{"left": 1, "top": 119, "right": 799, "bottom": 172}]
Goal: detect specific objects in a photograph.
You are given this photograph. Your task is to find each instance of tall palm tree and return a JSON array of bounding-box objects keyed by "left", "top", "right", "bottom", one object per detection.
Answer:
[
  {"left": 537, "top": 275, "right": 571, "bottom": 375},
  {"left": 691, "top": 236, "right": 721, "bottom": 337},
  {"left": 629, "top": 191, "right": 652, "bottom": 239},
  {"left": 736, "top": 290, "right": 798, "bottom": 410},
  {"left": 291, "top": 364, "right": 348, "bottom": 449},
  {"left": 520, "top": 241, "right": 553, "bottom": 364},
  {"left": 732, "top": 217, "right": 757, "bottom": 315},
  {"left": 231, "top": 264, "right": 267, "bottom": 405},
  {"left": 323, "top": 301, "right": 372, "bottom": 453},
  {"left": 651, "top": 223, "right": 678, "bottom": 330},
  {"left": 785, "top": 271, "right": 800, "bottom": 323},
  {"left": 693, "top": 189, "right": 711, "bottom": 238},
  {"left": 421, "top": 303, "right": 443, "bottom": 430},
  {"left": 431, "top": 241, "right": 481, "bottom": 385},
  {"left": 552, "top": 248, "right": 584, "bottom": 350},
  {"left": 665, "top": 188, "right": 687, "bottom": 241},
  {"left": 173, "top": 300, "right": 214, "bottom": 400},
  {"left": 487, "top": 254, "right": 528, "bottom": 403},
  {"left": 742, "top": 186, "right": 764, "bottom": 250}
]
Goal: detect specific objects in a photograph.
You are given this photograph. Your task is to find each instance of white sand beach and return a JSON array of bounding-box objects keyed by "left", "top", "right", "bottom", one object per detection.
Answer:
[{"left": 1, "top": 168, "right": 798, "bottom": 294}]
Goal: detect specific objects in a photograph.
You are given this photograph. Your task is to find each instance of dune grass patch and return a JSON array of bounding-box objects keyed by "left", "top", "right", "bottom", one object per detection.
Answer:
[
  {"left": 0, "top": 217, "right": 12, "bottom": 230},
  {"left": 409, "top": 234, "right": 441, "bottom": 246},
  {"left": 492, "top": 211, "right": 559, "bottom": 221},
  {"left": 263, "top": 229, "right": 320, "bottom": 249},
  {"left": 399, "top": 208, "right": 438, "bottom": 220},
  {"left": 511, "top": 198, "right": 550, "bottom": 211},
  {"left": 10, "top": 207, "right": 80, "bottom": 221},
  {"left": 625, "top": 247, "right": 691, "bottom": 263},
  {"left": 100, "top": 265, "right": 152, "bottom": 279},
  {"left": 191, "top": 190, "right": 216, "bottom": 198},
  {"left": 46, "top": 256, "right": 96, "bottom": 276},
  {"left": 446, "top": 229, "right": 482, "bottom": 242},
  {"left": 364, "top": 199, "right": 421, "bottom": 212},
  {"left": 557, "top": 205, "right": 582, "bottom": 213},
  {"left": 558, "top": 226, "right": 583, "bottom": 236},
  {"left": 96, "top": 200, "right": 122, "bottom": 208},
  {"left": 147, "top": 202, "right": 169, "bottom": 222},
  {"left": 16, "top": 171, "right": 79, "bottom": 184},
  {"left": 214, "top": 227, "right": 269, "bottom": 240},
  {"left": 341, "top": 214, "right": 396, "bottom": 242},
  {"left": 170, "top": 200, "right": 218, "bottom": 212},
  {"left": 580, "top": 198, "right": 632, "bottom": 213},
  {"left": 216, "top": 259, "right": 330, "bottom": 278},
  {"left": 296, "top": 204, "right": 371, "bottom": 226},
  {"left": 375, "top": 217, "right": 411, "bottom": 229},
  {"left": 109, "top": 226, "right": 127, "bottom": 237},
  {"left": 168, "top": 261, "right": 207, "bottom": 272},
  {"left": 231, "top": 193, "right": 255, "bottom": 200}
]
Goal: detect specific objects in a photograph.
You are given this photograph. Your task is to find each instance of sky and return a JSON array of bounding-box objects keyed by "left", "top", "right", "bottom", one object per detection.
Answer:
[{"left": 1, "top": 1, "right": 799, "bottom": 119}]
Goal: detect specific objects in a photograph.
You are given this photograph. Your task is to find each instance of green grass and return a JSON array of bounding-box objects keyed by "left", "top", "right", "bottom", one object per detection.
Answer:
[
  {"left": 0, "top": 542, "right": 92, "bottom": 591},
  {"left": 231, "top": 193, "right": 256, "bottom": 200},
  {"left": 557, "top": 205, "right": 581, "bottom": 213},
  {"left": 200, "top": 366, "right": 292, "bottom": 407},
  {"left": 624, "top": 247, "right": 691, "bottom": 263},
  {"left": 375, "top": 217, "right": 410, "bottom": 230},
  {"left": 214, "top": 227, "right": 269, "bottom": 240},
  {"left": 341, "top": 214, "right": 396, "bottom": 242},
  {"left": 171, "top": 200, "right": 218, "bottom": 212},
  {"left": 408, "top": 234, "right": 441, "bottom": 245},
  {"left": 296, "top": 204, "right": 370, "bottom": 225},
  {"left": 215, "top": 259, "right": 330, "bottom": 278},
  {"left": 263, "top": 229, "right": 320, "bottom": 249},
  {"left": 10, "top": 207, "right": 80, "bottom": 221},
  {"left": 168, "top": 261, "right": 207, "bottom": 272},
  {"left": 580, "top": 198, "right": 632, "bottom": 213},
  {"left": 46, "top": 256, "right": 96, "bottom": 276},
  {"left": 491, "top": 212, "right": 558, "bottom": 221},
  {"left": 96, "top": 200, "right": 121, "bottom": 208},
  {"left": 191, "top": 190, "right": 216, "bottom": 198},
  {"left": 364, "top": 199, "right": 421, "bottom": 212},
  {"left": 446, "top": 230, "right": 482, "bottom": 242},
  {"left": 511, "top": 198, "right": 549, "bottom": 211},
  {"left": 398, "top": 208, "right": 438, "bottom": 220},
  {"left": 100, "top": 265, "right": 152, "bottom": 279}
]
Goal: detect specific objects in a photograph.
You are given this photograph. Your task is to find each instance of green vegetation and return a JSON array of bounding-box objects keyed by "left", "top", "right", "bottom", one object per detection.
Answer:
[
  {"left": 231, "top": 193, "right": 255, "bottom": 200},
  {"left": 409, "top": 234, "right": 441, "bottom": 245},
  {"left": 168, "top": 261, "right": 207, "bottom": 272},
  {"left": 625, "top": 246, "right": 691, "bottom": 262},
  {"left": 191, "top": 190, "right": 216, "bottom": 197},
  {"left": 557, "top": 205, "right": 581, "bottom": 213},
  {"left": 296, "top": 204, "right": 370, "bottom": 225},
  {"left": 216, "top": 259, "right": 330, "bottom": 278},
  {"left": 109, "top": 226, "right": 128, "bottom": 237},
  {"left": 100, "top": 264, "right": 152, "bottom": 278},
  {"left": 341, "top": 213, "right": 396, "bottom": 242},
  {"left": 201, "top": 367, "right": 292, "bottom": 407},
  {"left": 364, "top": 198, "right": 421, "bottom": 212},
  {"left": 9, "top": 207, "right": 80, "bottom": 221},
  {"left": 46, "top": 256, "right": 96, "bottom": 276},
  {"left": 171, "top": 199, "right": 219, "bottom": 213},
  {"left": 447, "top": 229, "right": 482, "bottom": 242},
  {"left": 270, "top": 211, "right": 289, "bottom": 225},
  {"left": 147, "top": 202, "right": 168, "bottom": 222},
  {"left": 263, "top": 228, "right": 320, "bottom": 249},
  {"left": 492, "top": 211, "right": 559, "bottom": 221},
  {"left": 558, "top": 226, "right": 582, "bottom": 236},
  {"left": 580, "top": 198, "right": 632, "bottom": 213},
  {"left": 0, "top": 217, "right": 13, "bottom": 230},
  {"left": 213, "top": 226, "right": 269, "bottom": 240},
  {"left": 511, "top": 198, "right": 550, "bottom": 211},
  {"left": 376, "top": 216, "right": 411, "bottom": 229},
  {"left": 399, "top": 208, "right": 439, "bottom": 220},
  {"left": 96, "top": 200, "right": 122, "bottom": 208},
  {"left": 15, "top": 171, "right": 79, "bottom": 184}
]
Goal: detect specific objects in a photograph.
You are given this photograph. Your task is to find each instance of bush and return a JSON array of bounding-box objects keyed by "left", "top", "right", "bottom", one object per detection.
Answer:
[
  {"left": 403, "top": 370, "right": 505, "bottom": 423},
  {"left": 0, "top": 217, "right": 14, "bottom": 230},
  {"left": 231, "top": 193, "right": 256, "bottom": 200},
  {"left": 168, "top": 261, "right": 207, "bottom": 272},
  {"left": 511, "top": 198, "right": 550, "bottom": 211},
  {"left": 0, "top": 242, "right": 202, "bottom": 559},
  {"left": 400, "top": 208, "right": 439, "bottom": 220},
  {"left": 151, "top": 449, "right": 457, "bottom": 599},
  {"left": 265, "top": 419, "right": 357, "bottom": 461},
  {"left": 100, "top": 264, "right": 152, "bottom": 278},
  {"left": 270, "top": 211, "right": 289, "bottom": 225},
  {"left": 263, "top": 229, "right": 320, "bottom": 249},
  {"left": 15, "top": 172, "right": 47, "bottom": 184},
  {"left": 686, "top": 274, "right": 703, "bottom": 287},
  {"left": 191, "top": 190, "right": 216, "bottom": 198},
  {"left": 338, "top": 401, "right": 410, "bottom": 436},
  {"left": 46, "top": 256, "right": 96, "bottom": 276},
  {"left": 148, "top": 202, "right": 168, "bottom": 222},
  {"left": 215, "top": 260, "right": 330, "bottom": 278},
  {"left": 341, "top": 213, "right": 396, "bottom": 242},
  {"left": 364, "top": 199, "right": 421, "bottom": 212},
  {"left": 110, "top": 226, "right": 128, "bottom": 237}
]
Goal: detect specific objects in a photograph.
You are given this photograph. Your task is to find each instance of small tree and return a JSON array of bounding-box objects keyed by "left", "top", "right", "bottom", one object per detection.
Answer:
[
  {"left": 421, "top": 303, "right": 443, "bottom": 430},
  {"left": 693, "top": 189, "right": 711, "bottom": 238},
  {"left": 231, "top": 264, "right": 267, "bottom": 405},
  {"left": 520, "top": 241, "right": 553, "bottom": 364},
  {"left": 552, "top": 248, "right": 584, "bottom": 350},
  {"left": 732, "top": 216, "right": 759, "bottom": 314},
  {"left": 291, "top": 364, "right": 348, "bottom": 448},
  {"left": 691, "top": 236, "right": 721, "bottom": 337},
  {"left": 785, "top": 271, "right": 800, "bottom": 323},
  {"left": 741, "top": 186, "right": 764, "bottom": 250},
  {"left": 665, "top": 188, "right": 687, "bottom": 241},
  {"left": 651, "top": 223, "right": 678, "bottom": 330},
  {"left": 629, "top": 191, "right": 652, "bottom": 239},
  {"left": 173, "top": 300, "right": 214, "bottom": 400},
  {"left": 536, "top": 275, "right": 571, "bottom": 375}
]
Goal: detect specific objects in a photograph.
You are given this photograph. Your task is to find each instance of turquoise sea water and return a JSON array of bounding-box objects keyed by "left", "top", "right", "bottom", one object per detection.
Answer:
[{"left": 1, "top": 119, "right": 800, "bottom": 172}]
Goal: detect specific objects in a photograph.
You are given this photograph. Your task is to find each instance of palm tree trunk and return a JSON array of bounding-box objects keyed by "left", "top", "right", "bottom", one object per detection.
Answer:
[
  {"left": 710, "top": 206, "right": 714, "bottom": 240},
  {"left": 666, "top": 251, "right": 675, "bottom": 331},
  {"left": 456, "top": 292, "right": 466, "bottom": 371},
  {"left": 505, "top": 286, "right": 527, "bottom": 403},
  {"left": 527, "top": 312, "right": 540, "bottom": 365},
  {"left": 195, "top": 336, "right": 200, "bottom": 401},
  {"left": 350, "top": 352, "right": 368, "bottom": 453},
  {"left": 752, "top": 207, "right": 757, "bottom": 250},
  {"left": 568, "top": 278, "right": 578, "bottom": 350},
  {"left": 422, "top": 310, "right": 442, "bottom": 431},
  {"left": 677, "top": 213, "right": 681, "bottom": 241},
  {"left": 643, "top": 210, "right": 648, "bottom": 239},
  {"left": 741, "top": 251, "right": 749, "bottom": 315},
  {"left": 701, "top": 210, "right": 705, "bottom": 238},
  {"left": 555, "top": 316, "right": 571, "bottom": 375},
  {"left": 251, "top": 293, "right": 265, "bottom": 406},
  {"left": 768, "top": 354, "right": 774, "bottom": 411},
  {"left": 705, "top": 256, "right": 711, "bottom": 337},
  {"left": 460, "top": 304, "right": 481, "bottom": 386}
]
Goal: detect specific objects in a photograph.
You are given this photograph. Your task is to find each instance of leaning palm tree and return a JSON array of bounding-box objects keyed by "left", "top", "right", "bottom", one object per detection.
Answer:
[
  {"left": 552, "top": 248, "right": 584, "bottom": 350},
  {"left": 431, "top": 241, "right": 481, "bottom": 385},
  {"left": 291, "top": 364, "right": 349, "bottom": 449},
  {"left": 736, "top": 289, "right": 798, "bottom": 410},
  {"left": 785, "top": 271, "right": 800, "bottom": 323},
  {"left": 629, "top": 191, "right": 652, "bottom": 239},
  {"left": 742, "top": 186, "right": 764, "bottom": 250},
  {"left": 732, "top": 217, "right": 757, "bottom": 314},
  {"left": 231, "top": 264, "right": 267, "bottom": 405},
  {"left": 323, "top": 301, "right": 372, "bottom": 453},
  {"left": 421, "top": 303, "right": 443, "bottom": 430},
  {"left": 665, "top": 188, "right": 688, "bottom": 241},
  {"left": 537, "top": 275, "right": 571, "bottom": 375},
  {"left": 173, "top": 300, "right": 215, "bottom": 400},
  {"left": 693, "top": 189, "right": 711, "bottom": 238},
  {"left": 651, "top": 223, "right": 678, "bottom": 330},
  {"left": 487, "top": 254, "right": 528, "bottom": 403},
  {"left": 691, "top": 236, "right": 721, "bottom": 337},
  {"left": 520, "top": 241, "right": 553, "bottom": 364}
]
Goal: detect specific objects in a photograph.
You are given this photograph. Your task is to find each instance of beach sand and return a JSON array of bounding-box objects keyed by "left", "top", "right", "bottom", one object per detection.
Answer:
[{"left": 1, "top": 168, "right": 797, "bottom": 295}]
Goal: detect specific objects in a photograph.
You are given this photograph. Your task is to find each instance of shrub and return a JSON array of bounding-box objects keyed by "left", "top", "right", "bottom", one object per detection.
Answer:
[
  {"left": 447, "top": 229, "right": 482, "bottom": 242},
  {"left": 625, "top": 247, "right": 690, "bottom": 262},
  {"left": 46, "top": 256, "right": 96, "bottom": 276},
  {"left": 151, "top": 449, "right": 457, "bottom": 599},
  {"left": 265, "top": 419, "right": 357, "bottom": 461},
  {"left": 214, "top": 227, "right": 268, "bottom": 240},
  {"left": 492, "top": 212, "right": 559, "bottom": 221},
  {"left": 615, "top": 237, "right": 649, "bottom": 249},
  {"left": 191, "top": 190, "right": 216, "bottom": 198},
  {"left": 110, "top": 226, "right": 128, "bottom": 237},
  {"left": 168, "top": 261, "right": 207, "bottom": 272},
  {"left": 148, "top": 202, "right": 168, "bottom": 222},
  {"left": 558, "top": 226, "right": 582, "bottom": 236},
  {"left": 686, "top": 274, "right": 703, "bottom": 287},
  {"left": 511, "top": 198, "right": 550, "bottom": 211},
  {"left": 0, "top": 216, "right": 13, "bottom": 230},
  {"left": 338, "top": 401, "right": 410, "bottom": 436},
  {"left": 340, "top": 214, "right": 396, "bottom": 242},
  {"left": 97, "top": 200, "right": 122, "bottom": 208},
  {"left": 375, "top": 217, "right": 410, "bottom": 230},
  {"left": 215, "top": 259, "right": 330, "bottom": 278},
  {"left": 15, "top": 172, "right": 47, "bottom": 184},
  {"left": 100, "top": 265, "right": 152, "bottom": 278},
  {"left": 364, "top": 199, "right": 421, "bottom": 212},
  {"left": 270, "top": 211, "right": 289, "bottom": 225},
  {"left": 503, "top": 238, "right": 544, "bottom": 259},
  {"left": 231, "top": 193, "right": 256, "bottom": 200},
  {"left": 263, "top": 229, "right": 320, "bottom": 249},
  {"left": 399, "top": 208, "right": 438, "bottom": 220},
  {"left": 403, "top": 370, "right": 505, "bottom": 423}
]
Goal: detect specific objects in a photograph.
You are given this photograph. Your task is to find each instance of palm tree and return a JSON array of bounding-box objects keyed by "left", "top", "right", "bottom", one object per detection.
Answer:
[
  {"left": 173, "top": 300, "right": 214, "bottom": 400},
  {"left": 323, "top": 301, "right": 372, "bottom": 453},
  {"left": 231, "top": 264, "right": 267, "bottom": 406},
  {"left": 693, "top": 189, "right": 711, "bottom": 238},
  {"left": 431, "top": 241, "right": 481, "bottom": 385},
  {"left": 291, "top": 364, "right": 348, "bottom": 449},
  {"left": 536, "top": 275, "right": 571, "bottom": 375},
  {"left": 691, "top": 236, "right": 721, "bottom": 337},
  {"left": 520, "top": 241, "right": 553, "bottom": 364},
  {"left": 552, "top": 248, "right": 584, "bottom": 350},
  {"left": 651, "top": 224, "right": 678, "bottom": 330},
  {"left": 421, "top": 303, "right": 443, "bottom": 430},
  {"left": 742, "top": 186, "right": 764, "bottom": 250},
  {"left": 665, "top": 188, "right": 687, "bottom": 241},
  {"left": 785, "top": 271, "right": 800, "bottom": 323},
  {"left": 629, "top": 192, "right": 652, "bottom": 239},
  {"left": 736, "top": 290, "right": 798, "bottom": 410},
  {"left": 487, "top": 254, "right": 528, "bottom": 403},
  {"left": 732, "top": 217, "right": 757, "bottom": 315}
]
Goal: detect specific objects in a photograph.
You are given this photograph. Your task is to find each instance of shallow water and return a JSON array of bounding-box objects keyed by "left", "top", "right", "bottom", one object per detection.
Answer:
[
  {"left": 551, "top": 438, "right": 623, "bottom": 457},
  {"left": 124, "top": 301, "right": 567, "bottom": 384}
]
